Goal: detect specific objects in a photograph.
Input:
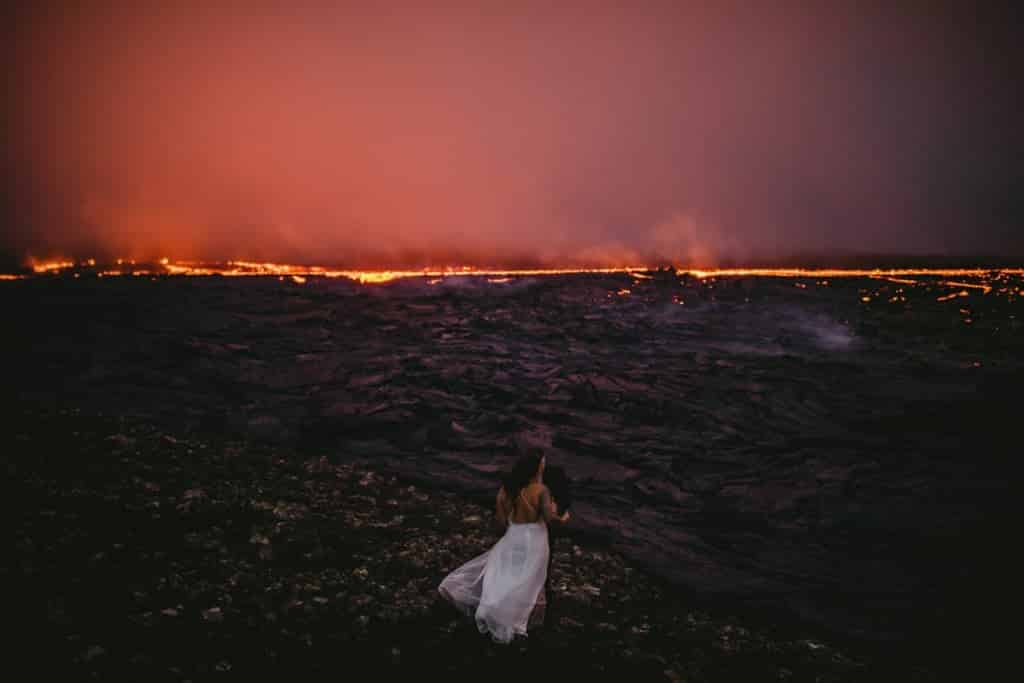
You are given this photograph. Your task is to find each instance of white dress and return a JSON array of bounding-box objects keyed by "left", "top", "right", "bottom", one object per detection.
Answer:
[{"left": 438, "top": 519, "right": 549, "bottom": 643}]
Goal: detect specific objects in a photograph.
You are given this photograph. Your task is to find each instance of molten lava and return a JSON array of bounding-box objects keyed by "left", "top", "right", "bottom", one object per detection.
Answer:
[{"left": 9, "top": 260, "right": 1024, "bottom": 302}]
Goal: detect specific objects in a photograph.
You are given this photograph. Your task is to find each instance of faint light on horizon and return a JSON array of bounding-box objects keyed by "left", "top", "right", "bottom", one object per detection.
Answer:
[
  {"left": 12, "top": 260, "right": 1024, "bottom": 295},
  {"left": 31, "top": 259, "right": 74, "bottom": 273}
]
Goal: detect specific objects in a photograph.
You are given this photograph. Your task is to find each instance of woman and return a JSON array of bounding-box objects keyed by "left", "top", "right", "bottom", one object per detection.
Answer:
[{"left": 438, "top": 450, "right": 571, "bottom": 644}]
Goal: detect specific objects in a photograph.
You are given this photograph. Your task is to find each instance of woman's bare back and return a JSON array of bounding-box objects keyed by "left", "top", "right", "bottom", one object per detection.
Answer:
[{"left": 498, "top": 482, "right": 549, "bottom": 524}]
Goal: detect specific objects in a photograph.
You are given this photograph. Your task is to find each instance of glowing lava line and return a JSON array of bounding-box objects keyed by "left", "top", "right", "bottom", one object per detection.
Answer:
[
  {"left": 11, "top": 260, "right": 1024, "bottom": 287},
  {"left": 684, "top": 268, "right": 1024, "bottom": 279}
]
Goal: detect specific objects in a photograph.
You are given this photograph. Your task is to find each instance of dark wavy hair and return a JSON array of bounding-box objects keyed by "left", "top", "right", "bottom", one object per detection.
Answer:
[{"left": 501, "top": 449, "right": 543, "bottom": 509}]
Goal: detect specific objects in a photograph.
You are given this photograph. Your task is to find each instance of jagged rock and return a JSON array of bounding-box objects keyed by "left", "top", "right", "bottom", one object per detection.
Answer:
[{"left": 13, "top": 265, "right": 1008, "bottom": 679}]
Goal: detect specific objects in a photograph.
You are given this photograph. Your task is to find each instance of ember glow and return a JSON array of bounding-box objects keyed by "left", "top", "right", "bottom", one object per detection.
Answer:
[
  {"left": 8, "top": 260, "right": 1023, "bottom": 300},
  {"left": 14, "top": 258, "right": 662, "bottom": 283},
  {"left": 31, "top": 260, "right": 74, "bottom": 273},
  {"left": 684, "top": 268, "right": 1024, "bottom": 280}
]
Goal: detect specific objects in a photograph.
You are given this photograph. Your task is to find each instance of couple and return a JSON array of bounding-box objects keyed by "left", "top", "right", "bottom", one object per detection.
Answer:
[{"left": 438, "top": 449, "right": 572, "bottom": 644}]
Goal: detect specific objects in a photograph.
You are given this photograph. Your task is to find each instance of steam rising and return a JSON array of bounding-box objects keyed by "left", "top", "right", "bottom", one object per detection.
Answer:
[{"left": 5, "top": 3, "right": 1021, "bottom": 267}]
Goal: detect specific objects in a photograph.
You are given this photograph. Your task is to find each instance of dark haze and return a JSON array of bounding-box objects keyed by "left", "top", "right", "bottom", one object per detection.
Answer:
[{"left": 5, "top": 1, "right": 1022, "bottom": 268}]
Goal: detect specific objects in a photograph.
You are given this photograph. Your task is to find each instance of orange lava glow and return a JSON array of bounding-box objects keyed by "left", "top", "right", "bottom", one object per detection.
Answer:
[
  {"left": 872, "top": 276, "right": 919, "bottom": 285},
  {"left": 17, "top": 259, "right": 660, "bottom": 283},
  {"left": 9, "top": 262, "right": 1024, "bottom": 293},
  {"left": 31, "top": 259, "right": 75, "bottom": 273},
  {"left": 684, "top": 267, "right": 1024, "bottom": 280},
  {"left": 937, "top": 280, "right": 992, "bottom": 293}
]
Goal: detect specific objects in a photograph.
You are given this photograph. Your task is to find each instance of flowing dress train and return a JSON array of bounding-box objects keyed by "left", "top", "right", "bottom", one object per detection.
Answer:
[{"left": 438, "top": 521, "right": 548, "bottom": 644}]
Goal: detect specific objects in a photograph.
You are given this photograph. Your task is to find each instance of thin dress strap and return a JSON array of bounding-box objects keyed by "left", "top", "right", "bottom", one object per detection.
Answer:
[{"left": 515, "top": 487, "right": 540, "bottom": 522}]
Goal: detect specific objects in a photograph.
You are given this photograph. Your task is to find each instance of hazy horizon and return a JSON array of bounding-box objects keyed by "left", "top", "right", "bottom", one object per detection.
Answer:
[{"left": 5, "top": 2, "right": 1021, "bottom": 268}]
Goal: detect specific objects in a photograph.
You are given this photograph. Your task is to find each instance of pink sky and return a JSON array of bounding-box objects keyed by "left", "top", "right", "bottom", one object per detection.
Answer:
[{"left": 6, "top": 2, "right": 1021, "bottom": 267}]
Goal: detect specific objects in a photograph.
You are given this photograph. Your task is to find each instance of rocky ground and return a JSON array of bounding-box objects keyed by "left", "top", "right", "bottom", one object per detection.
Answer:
[
  {"left": 4, "top": 270, "right": 1020, "bottom": 679},
  {"left": 7, "top": 408, "right": 941, "bottom": 681}
]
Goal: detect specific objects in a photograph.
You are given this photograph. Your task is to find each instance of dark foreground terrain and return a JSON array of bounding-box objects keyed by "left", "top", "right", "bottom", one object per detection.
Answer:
[
  {"left": 10, "top": 408, "right": 929, "bottom": 681},
  {"left": 3, "top": 269, "right": 1021, "bottom": 679}
]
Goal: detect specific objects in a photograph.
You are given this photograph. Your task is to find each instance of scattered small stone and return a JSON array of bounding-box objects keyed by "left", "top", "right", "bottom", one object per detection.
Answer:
[
  {"left": 272, "top": 501, "right": 309, "bottom": 520},
  {"left": 201, "top": 607, "right": 223, "bottom": 622},
  {"left": 9, "top": 409, "right": 911, "bottom": 680},
  {"left": 105, "top": 434, "right": 135, "bottom": 449},
  {"left": 249, "top": 533, "right": 271, "bottom": 545},
  {"left": 82, "top": 645, "right": 105, "bottom": 662}
]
